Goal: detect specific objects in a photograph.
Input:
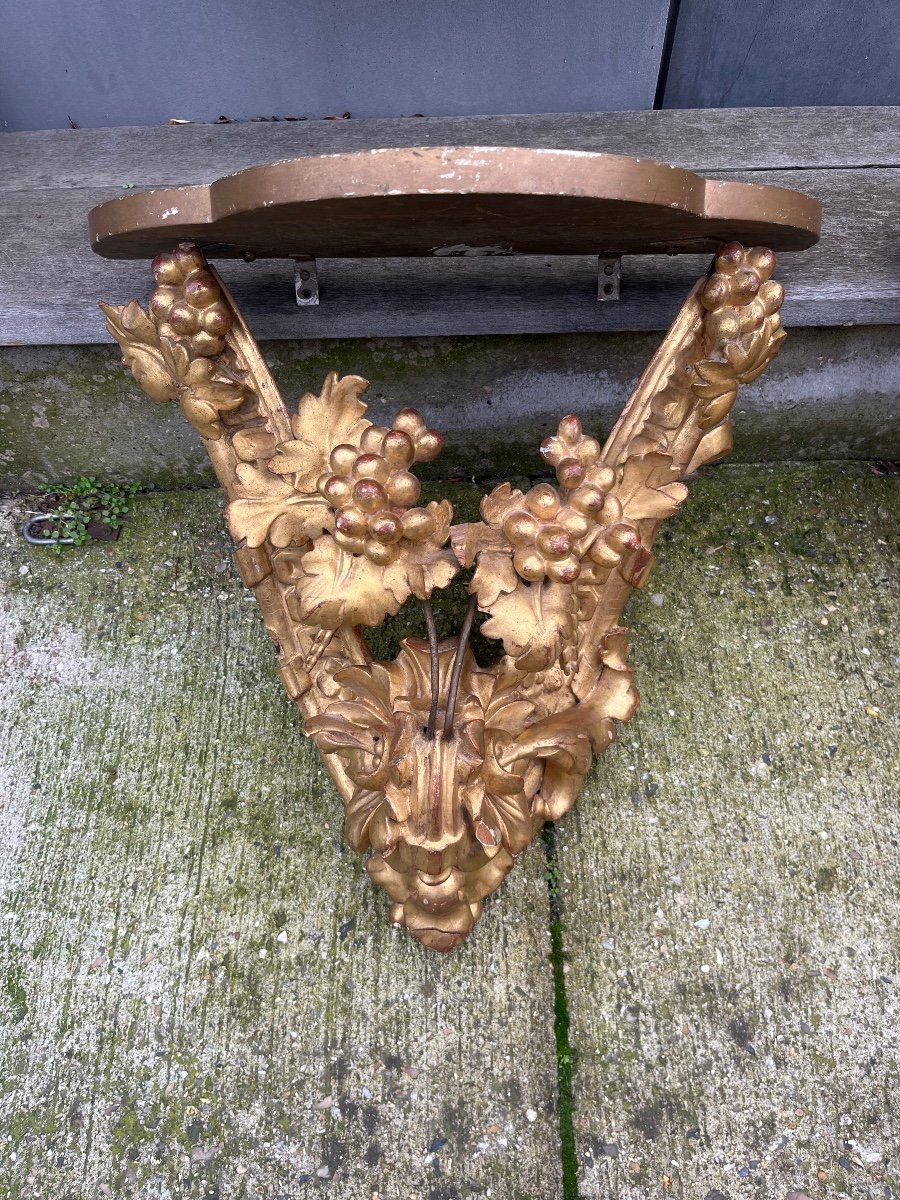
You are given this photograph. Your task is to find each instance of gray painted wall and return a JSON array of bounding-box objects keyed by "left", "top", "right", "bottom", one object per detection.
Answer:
[
  {"left": 2, "top": 1, "right": 897, "bottom": 131},
  {"left": 662, "top": 0, "right": 900, "bottom": 109},
  {"left": 0, "top": 0, "right": 670, "bottom": 131}
]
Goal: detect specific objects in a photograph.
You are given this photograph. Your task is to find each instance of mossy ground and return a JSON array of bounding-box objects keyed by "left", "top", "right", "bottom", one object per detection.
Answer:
[
  {"left": 0, "top": 461, "right": 896, "bottom": 1199},
  {"left": 0, "top": 485, "right": 560, "bottom": 1200},
  {"left": 556, "top": 462, "right": 899, "bottom": 1199}
]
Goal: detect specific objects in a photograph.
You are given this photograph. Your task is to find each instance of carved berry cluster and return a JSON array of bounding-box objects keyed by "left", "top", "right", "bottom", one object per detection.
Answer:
[
  {"left": 701, "top": 243, "right": 784, "bottom": 345},
  {"left": 149, "top": 243, "right": 232, "bottom": 356},
  {"left": 501, "top": 484, "right": 587, "bottom": 583},
  {"left": 496, "top": 415, "right": 643, "bottom": 585},
  {"left": 319, "top": 409, "right": 444, "bottom": 565}
]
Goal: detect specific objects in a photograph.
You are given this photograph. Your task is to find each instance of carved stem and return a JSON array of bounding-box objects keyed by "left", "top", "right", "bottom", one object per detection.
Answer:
[
  {"left": 443, "top": 593, "right": 477, "bottom": 739},
  {"left": 422, "top": 598, "right": 441, "bottom": 739},
  {"left": 601, "top": 278, "right": 706, "bottom": 469}
]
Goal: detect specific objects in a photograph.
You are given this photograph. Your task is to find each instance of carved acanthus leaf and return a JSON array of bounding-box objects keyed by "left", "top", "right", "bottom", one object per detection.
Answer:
[
  {"left": 613, "top": 452, "right": 688, "bottom": 521},
  {"left": 100, "top": 300, "right": 178, "bottom": 404}
]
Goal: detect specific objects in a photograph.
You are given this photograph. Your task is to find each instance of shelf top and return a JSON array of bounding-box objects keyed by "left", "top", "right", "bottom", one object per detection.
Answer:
[{"left": 88, "top": 146, "right": 821, "bottom": 260}]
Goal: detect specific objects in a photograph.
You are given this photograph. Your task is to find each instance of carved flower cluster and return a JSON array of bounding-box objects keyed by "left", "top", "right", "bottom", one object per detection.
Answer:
[
  {"left": 148, "top": 243, "right": 232, "bottom": 356},
  {"left": 701, "top": 243, "right": 784, "bottom": 346},
  {"left": 318, "top": 409, "right": 444, "bottom": 565}
]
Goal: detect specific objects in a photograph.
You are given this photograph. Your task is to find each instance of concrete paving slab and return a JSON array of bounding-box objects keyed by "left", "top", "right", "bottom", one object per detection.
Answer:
[
  {"left": 0, "top": 491, "right": 562, "bottom": 1200},
  {"left": 553, "top": 463, "right": 899, "bottom": 1199}
]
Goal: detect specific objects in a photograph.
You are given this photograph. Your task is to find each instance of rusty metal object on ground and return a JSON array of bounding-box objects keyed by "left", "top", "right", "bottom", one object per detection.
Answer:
[{"left": 92, "top": 150, "right": 819, "bottom": 950}]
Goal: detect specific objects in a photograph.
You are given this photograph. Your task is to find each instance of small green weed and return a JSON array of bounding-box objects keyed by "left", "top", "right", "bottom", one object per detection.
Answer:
[{"left": 32, "top": 476, "right": 140, "bottom": 552}]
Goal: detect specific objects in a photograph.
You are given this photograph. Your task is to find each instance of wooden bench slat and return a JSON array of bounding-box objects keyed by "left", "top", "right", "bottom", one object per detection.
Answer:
[
  {"left": 1, "top": 167, "right": 896, "bottom": 344},
  {"left": 3, "top": 107, "right": 898, "bottom": 192}
]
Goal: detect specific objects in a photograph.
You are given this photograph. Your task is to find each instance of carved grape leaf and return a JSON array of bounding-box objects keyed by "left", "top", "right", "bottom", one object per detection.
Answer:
[
  {"left": 466, "top": 702, "right": 539, "bottom": 855},
  {"left": 269, "top": 371, "right": 371, "bottom": 490},
  {"left": 100, "top": 300, "right": 178, "bottom": 404},
  {"left": 294, "top": 535, "right": 411, "bottom": 628},
  {"left": 232, "top": 428, "right": 278, "bottom": 462},
  {"left": 226, "top": 463, "right": 334, "bottom": 548},
  {"left": 449, "top": 484, "right": 522, "bottom": 568},
  {"left": 480, "top": 481, "right": 525, "bottom": 526},
  {"left": 470, "top": 552, "right": 518, "bottom": 608},
  {"left": 400, "top": 500, "right": 460, "bottom": 599},
  {"left": 178, "top": 357, "right": 246, "bottom": 440},
  {"left": 613, "top": 452, "right": 688, "bottom": 521},
  {"left": 101, "top": 300, "right": 247, "bottom": 437},
  {"left": 480, "top": 580, "right": 576, "bottom": 672}
]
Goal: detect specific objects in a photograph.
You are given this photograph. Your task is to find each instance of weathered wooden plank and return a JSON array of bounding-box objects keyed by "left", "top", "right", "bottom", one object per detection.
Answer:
[
  {"left": 3, "top": 109, "right": 898, "bottom": 343},
  {"left": 553, "top": 463, "right": 900, "bottom": 1198},
  {"left": 4, "top": 108, "right": 899, "bottom": 190},
  {"left": 1, "top": 167, "right": 897, "bottom": 344},
  {"left": 0, "top": 490, "right": 563, "bottom": 1199}
]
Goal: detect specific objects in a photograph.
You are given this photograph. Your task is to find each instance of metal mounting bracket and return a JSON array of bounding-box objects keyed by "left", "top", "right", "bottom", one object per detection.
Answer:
[
  {"left": 294, "top": 257, "right": 320, "bottom": 306},
  {"left": 597, "top": 256, "right": 621, "bottom": 301}
]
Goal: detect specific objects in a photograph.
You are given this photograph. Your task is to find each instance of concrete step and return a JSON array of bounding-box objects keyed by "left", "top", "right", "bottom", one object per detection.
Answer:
[{"left": 2, "top": 327, "right": 899, "bottom": 493}]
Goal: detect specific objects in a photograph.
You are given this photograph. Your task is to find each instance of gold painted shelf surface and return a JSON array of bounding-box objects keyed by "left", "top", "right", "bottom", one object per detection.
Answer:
[
  {"left": 91, "top": 150, "right": 820, "bottom": 951},
  {"left": 88, "top": 145, "right": 821, "bottom": 260}
]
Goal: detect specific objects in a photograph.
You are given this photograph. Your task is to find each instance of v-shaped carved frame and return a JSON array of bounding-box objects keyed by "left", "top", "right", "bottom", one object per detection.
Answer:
[{"left": 101, "top": 241, "right": 786, "bottom": 951}]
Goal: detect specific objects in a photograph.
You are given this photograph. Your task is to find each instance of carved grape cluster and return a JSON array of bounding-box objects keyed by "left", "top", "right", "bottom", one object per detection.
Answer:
[
  {"left": 701, "top": 243, "right": 784, "bottom": 344},
  {"left": 540, "top": 413, "right": 602, "bottom": 486},
  {"left": 318, "top": 409, "right": 444, "bottom": 565},
  {"left": 501, "top": 484, "right": 587, "bottom": 583},
  {"left": 540, "top": 414, "right": 620, "bottom": 515},
  {"left": 495, "top": 415, "right": 642, "bottom": 584},
  {"left": 148, "top": 242, "right": 232, "bottom": 356}
]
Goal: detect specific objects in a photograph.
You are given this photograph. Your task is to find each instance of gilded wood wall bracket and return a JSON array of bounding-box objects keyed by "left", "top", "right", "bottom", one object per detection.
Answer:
[{"left": 91, "top": 148, "right": 820, "bottom": 951}]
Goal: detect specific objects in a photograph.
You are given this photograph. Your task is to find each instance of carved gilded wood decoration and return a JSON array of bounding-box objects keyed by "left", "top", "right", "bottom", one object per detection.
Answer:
[{"left": 101, "top": 240, "right": 786, "bottom": 951}]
